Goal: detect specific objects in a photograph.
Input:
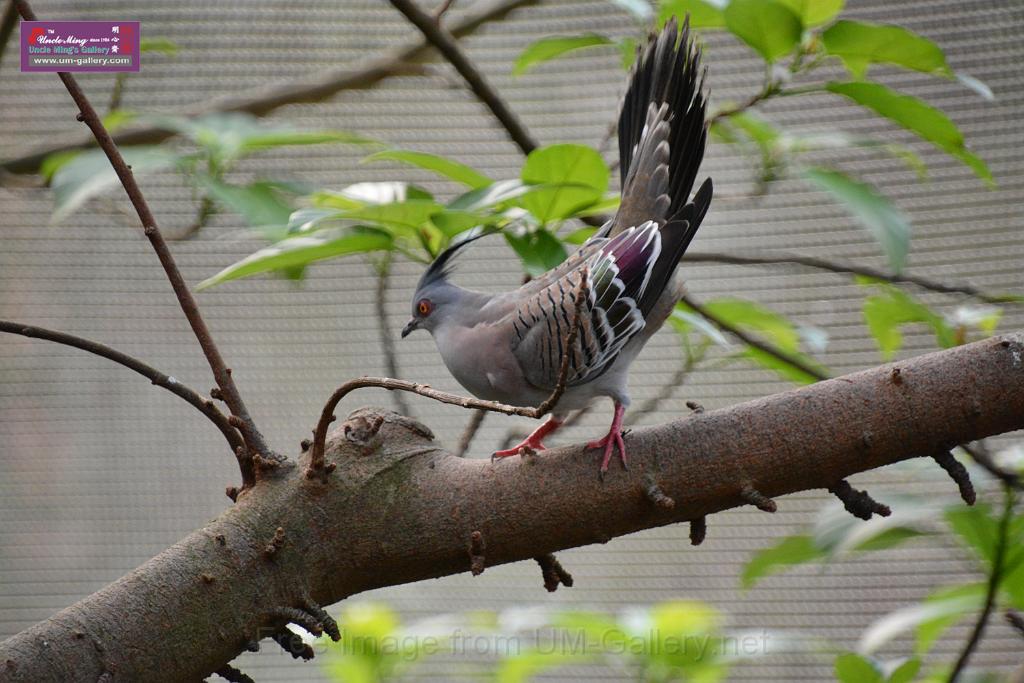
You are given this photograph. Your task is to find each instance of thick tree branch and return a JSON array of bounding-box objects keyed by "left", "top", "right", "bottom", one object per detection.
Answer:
[
  {"left": 14, "top": 0, "right": 274, "bottom": 486},
  {"left": 0, "top": 320, "right": 244, "bottom": 456},
  {"left": 0, "top": 0, "right": 536, "bottom": 176},
  {"left": 682, "top": 251, "right": 1017, "bottom": 304},
  {"left": 2, "top": 333, "right": 1022, "bottom": 681},
  {"left": 389, "top": 0, "right": 539, "bottom": 155}
]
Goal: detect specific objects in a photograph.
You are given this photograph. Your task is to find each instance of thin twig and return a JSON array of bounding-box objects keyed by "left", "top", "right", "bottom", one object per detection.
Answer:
[
  {"left": 455, "top": 409, "right": 487, "bottom": 457},
  {"left": 374, "top": 259, "right": 412, "bottom": 417},
  {"left": 948, "top": 485, "right": 1015, "bottom": 682},
  {"left": 682, "top": 251, "right": 1017, "bottom": 305},
  {"left": 0, "top": 320, "right": 244, "bottom": 456},
  {"left": 389, "top": 0, "right": 539, "bottom": 155},
  {"left": 309, "top": 268, "right": 588, "bottom": 478},
  {"left": 14, "top": 0, "right": 272, "bottom": 487},
  {"left": 624, "top": 353, "right": 697, "bottom": 427},
  {"left": 960, "top": 442, "right": 1024, "bottom": 492},
  {"left": 0, "top": 0, "right": 16, "bottom": 73},
  {"left": 535, "top": 553, "right": 573, "bottom": 592},
  {"left": 680, "top": 292, "right": 829, "bottom": 382}
]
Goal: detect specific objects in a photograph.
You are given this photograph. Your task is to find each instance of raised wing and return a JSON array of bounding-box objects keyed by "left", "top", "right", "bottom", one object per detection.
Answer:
[{"left": 509, "top": 221, "right": 673, "bottom": 390}]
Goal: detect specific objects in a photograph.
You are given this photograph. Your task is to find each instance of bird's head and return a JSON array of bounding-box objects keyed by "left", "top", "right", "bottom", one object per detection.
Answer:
[{"left": 401, "top": 231, "right": 489, "bottom": 339}]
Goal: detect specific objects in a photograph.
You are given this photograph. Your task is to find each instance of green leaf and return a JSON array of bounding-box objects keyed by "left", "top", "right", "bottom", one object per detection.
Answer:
[
  {"left": 313, "top": 181, "right": 433, "bottom": 210},
  {"left": 682, "top": 298, "right": 829, "bottom": 384},
  {"left": 142, "top": 112, "right": 376, "bottom": 165},
  {"left": 193, "top": 175, "right": 296, "bottom": 238},
  {"left": 513, "top": 35, "right": 615, "bottom": 76},
  {"left": 102, "top": 109, "right": 137, "bottom": 132},
  {"left": 40, "top": 150, "right": 82, "bottom": 181},
  {"left": 699, "top": 298, "right": 801, "bottom": 350},
  {"left": 657, "top": 0, "right": 727, "bottom": 28},
  {"left": 826, "top": 81, "right": 993, "bottom": 185},
  {"left": 562, "top": 227, "right": 596, "bottom": 245},
  {"left": 49, "top": 146, "right": 181, "bottom": 223},
  {"left": 139, "top": 37, "right": 180, "bottom": 55},
  {"left": 742, "top": 535, "right": 823, "bottom": 588},
  {"left": 522, "top": 143, "right": 609, "bottom": 191},
  {"left": 341, "top": 199, "right": 445, "bottom": 236},
  {"left": 724, "top": 0, "right": 803, "bottom": 63},
  {"left": 668, "top": 308, "right": 732, "bottom": 348},
  {"left": 823, "top": 20, "right": 950, "bottom": 79},
  {"left": 803, "top": 167, "right": 910, "bottom": 273},
  {"left": 364, "top": 149, "right": 491, "bottom": 189},
  {"left": 505, "top": 228, "right": 568, "bottom": 277},
  {"left": 430, "top": 209, "right": 490, "bottom": 238},
  {"left": 858, "top": 583, "right": 985, "bottom": 654},
  {"left": 777, "top": 0, "right": 844, "bottom": 26},
  {"left": 448, "top": 179, "right": 530, "bottom": 212},
  {"left": 520, "top": 144, "right": 609, "bottom": 223},
  {"left": 618, "top": 37, "right": 638, "bottom": 70},
  {"left": 859, "top": 283, "right": 956, "bottom": 359},
  {"left": 196, "top": 227, "right": 393, "bottom": 289},
  {"left": 886, "top": 658, "right": 921, "bottom": 683},
  {"left": 835, "top": 653, "right": 883, "bottom": 683}
]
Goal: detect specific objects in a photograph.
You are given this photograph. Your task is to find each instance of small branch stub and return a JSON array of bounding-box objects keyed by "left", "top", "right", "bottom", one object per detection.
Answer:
[
  {"left": 214, "top": 664, "right": 254, "bottom": 683},
  {"left": 932, "top": 450, "right": 977, "bottom": 505},
  {"left": 689, "top": 517, "right": 707, "bottom": 545},
  {"left": 740, "top": 485, "right": 777, "bottom": 513},
  {"left": 264, "top": 527, "right": 285, "bottom": 557},
  {"left": 828, "top": 480, "right": 891, "bottom": 520},
  {"left": 469, "top": 530, "right": 486, "bottom": 576},
  {"left": 535, "top": 554, "right": 573, "bottom": 592},
  {"left": 270, "top": 631, "right": 314, "bottom": 661},
  {"left": 644, "top": 476, "right": 675, "bottom": 509}
]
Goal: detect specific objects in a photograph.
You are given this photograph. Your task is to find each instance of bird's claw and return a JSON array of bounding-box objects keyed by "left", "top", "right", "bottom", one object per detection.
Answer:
[
  {"left": 492, "top": 439, "right": 546, "bottom": 461},
  {"left": 587, "top": 429, "right": 628, "bottom": 476}
]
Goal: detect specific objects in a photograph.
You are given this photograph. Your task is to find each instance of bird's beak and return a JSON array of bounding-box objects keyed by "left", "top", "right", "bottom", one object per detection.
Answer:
[{"left": 401, "top": 318, "right": 418, "bottom": 339}]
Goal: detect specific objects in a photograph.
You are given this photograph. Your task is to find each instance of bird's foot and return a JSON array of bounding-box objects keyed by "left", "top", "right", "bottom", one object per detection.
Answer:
[
  {"left": 491, "top": 417, "right": 562, "bottom": 461},
  {"left": 492, "top": 437, "right": 547, "bottom": 460},
  {"left": 587, "top": 429, "right": 628, "bottom": 475}
]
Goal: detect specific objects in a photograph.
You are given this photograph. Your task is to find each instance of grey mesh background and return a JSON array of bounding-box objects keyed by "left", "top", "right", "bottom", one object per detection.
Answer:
[{"left": 1, "top": 0, "right": 1022, "bottom": 680}]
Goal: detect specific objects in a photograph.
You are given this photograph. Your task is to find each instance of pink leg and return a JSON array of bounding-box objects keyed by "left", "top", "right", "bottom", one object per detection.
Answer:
[
  {"left": 492, "top": 417, "right": 563, "bottom": 459},
  {"left": 587, "top": 403, "right": 627, "bottom": 474}
]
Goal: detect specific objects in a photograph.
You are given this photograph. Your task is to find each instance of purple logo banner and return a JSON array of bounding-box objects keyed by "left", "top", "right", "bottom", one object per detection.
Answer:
[{"left": 21, "top": 21, "right": 140, "bottom": 73}]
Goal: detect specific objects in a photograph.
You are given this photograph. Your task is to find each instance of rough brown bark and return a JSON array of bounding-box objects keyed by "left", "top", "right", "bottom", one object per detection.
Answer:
[{"left": 2, "top": 333, "right": 1023, "bottom": 682}]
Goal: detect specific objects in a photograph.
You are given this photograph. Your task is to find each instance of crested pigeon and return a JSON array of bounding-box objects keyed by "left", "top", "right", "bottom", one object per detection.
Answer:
[{"left": 401, "top": 18, "right": 712, "bottom": 473}]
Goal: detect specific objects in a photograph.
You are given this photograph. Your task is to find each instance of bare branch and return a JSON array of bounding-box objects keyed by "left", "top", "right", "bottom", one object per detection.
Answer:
[
  {"left": 0, "top": 0, "right": 16, "bottom": 73},
  {"left": 0, "top": 320, "right": 244, "bottom": 458},
  {"left": 1, "top": 0, "right": 537, "bottom": 176},
  {"left": 374, "top": 260, "right": 413, "bottom": 417},
  {"left": 14, "top": 0, "right": 274, "bottom": 487},
  {"left": 949, "top": 485, "right": 1015, "bottom": 681},
  {"left": 683, "top": 251, "right": 1018, "bottom": 304},
  {"left": 389, "top": 0, "right": 539, "bottom": 155},
  {"left": 960, "top": 442, "right": 1023, "bottom": 492},
  {"left": 307, "top": 267, "right": 588, "bottom": 479},
  {"left": 535, "top": 553, "right": 573, "bottom": 592}
]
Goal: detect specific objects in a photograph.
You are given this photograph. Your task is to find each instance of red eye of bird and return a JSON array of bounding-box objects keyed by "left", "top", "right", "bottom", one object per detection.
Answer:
[{"left": 417, "top": 299, "right": 432, "bottom": 316}]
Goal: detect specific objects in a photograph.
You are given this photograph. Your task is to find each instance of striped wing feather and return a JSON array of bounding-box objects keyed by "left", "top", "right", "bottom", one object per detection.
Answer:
[{"left": 510, "top": 222, "right": 667, "bottom": 390}]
